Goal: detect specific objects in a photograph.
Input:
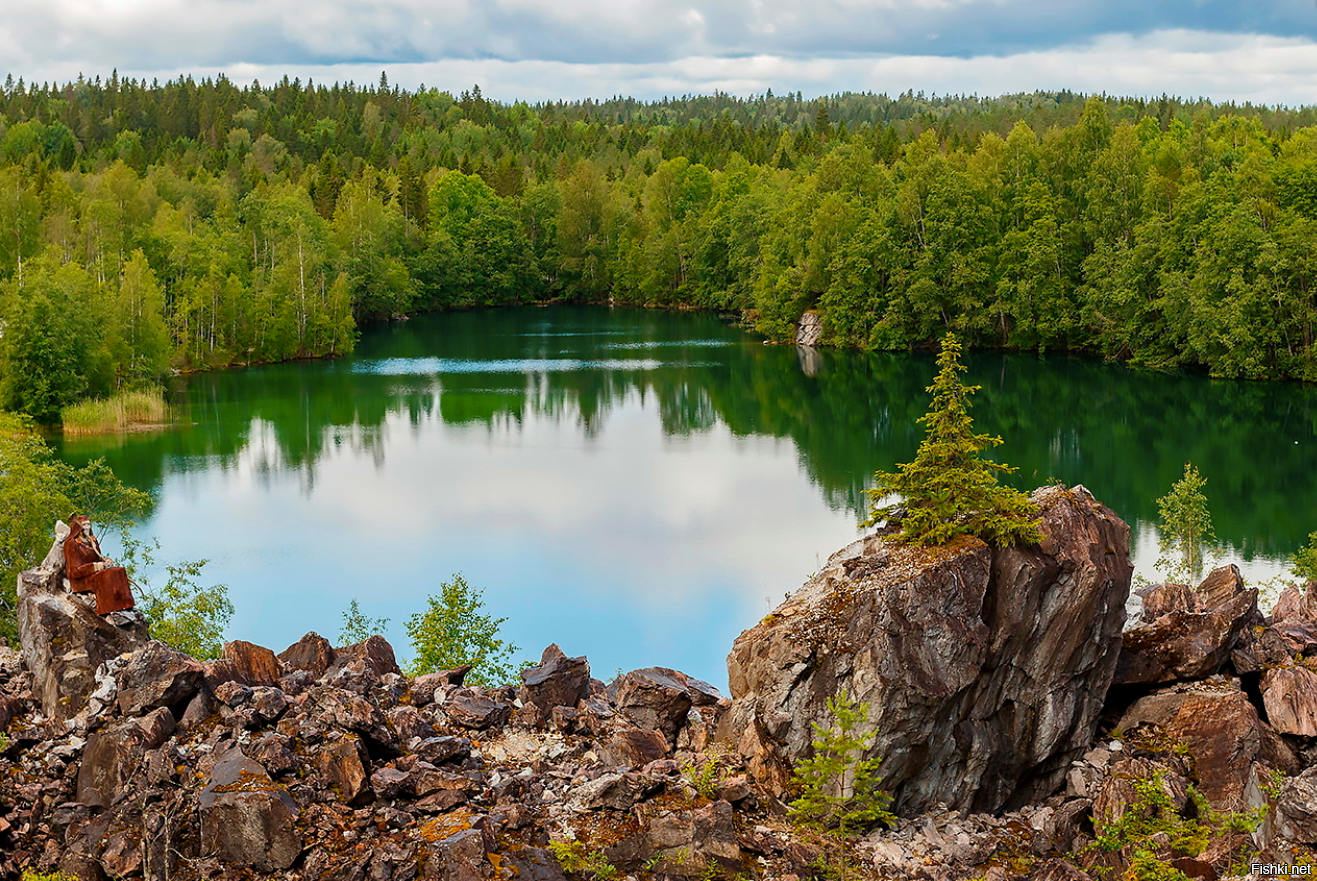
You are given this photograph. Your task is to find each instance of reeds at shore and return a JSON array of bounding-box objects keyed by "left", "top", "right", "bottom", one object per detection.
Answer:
[{"left": 61, "top": 389, "right": 171, "bottom": 436}]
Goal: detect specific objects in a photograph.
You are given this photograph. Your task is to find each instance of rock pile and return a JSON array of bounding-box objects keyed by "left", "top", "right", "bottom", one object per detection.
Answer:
[{"left": 3, "top": 498, "right": 1317, "bottom": 881}]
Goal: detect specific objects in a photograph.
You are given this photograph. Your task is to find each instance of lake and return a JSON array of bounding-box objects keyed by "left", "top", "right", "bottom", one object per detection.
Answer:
[{"left": 55, "top": 306, "right": 1317, "bottom": 689}]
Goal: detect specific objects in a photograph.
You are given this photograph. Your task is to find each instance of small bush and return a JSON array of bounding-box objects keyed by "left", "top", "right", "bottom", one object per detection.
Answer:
[
  {"left": 548, "top": 840, "right": 619, "bottom": 880},
  {"left": 405, "top": 573, "right": 519, "bottom": 686},
  {"left": 789, "top": 689, "right": 895, "bottom": 837},
  {"left": 120, "top": 536, "right": 233, "bottom": 660},
  {"left": 339, "top": 598, "right": 390, "bottom": 644}
]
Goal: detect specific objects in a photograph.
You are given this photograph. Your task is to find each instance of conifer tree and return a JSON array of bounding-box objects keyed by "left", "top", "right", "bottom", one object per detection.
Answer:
[{"left": 865, "top": 333, "right": 1042, "bottom": 547}]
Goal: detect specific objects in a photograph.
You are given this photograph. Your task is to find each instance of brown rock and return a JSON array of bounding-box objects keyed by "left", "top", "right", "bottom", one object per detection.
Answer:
[
  {"left": 1261, "top": 665, "right": 1317, "bottom": 736},
  {"left": 1116, "top": 567, "right": 1258, "bottom": 686},
  {"left": 388, "top": 705, "right": 436, "bottom": 742},
  {"left": 199, "top": 750, "right": 302, "bottom": 871},
  {"left": 1271, "top": 582, "right": 1317, "bottom": 623},
  {"left": 638, "top": 800, "right": 743, "bottom": 870},
  {"left": 444, "top": 688, "right": 511, "bottom": 730},
  {"left": 598, "top": 728, "right": 671, "bottom": 768},
  {"left": 305, "top": 685, "right": 397, "bottom": 754},
  {"left": 1275, "top": 767, "right": 1317, "bottom": 844},
  {"left": 410, "top": 667, "right": 472, "bottom": 706},
  {"left": 726, "top": 485, "right": 1132, "bottom": 814},
  {"left": 615, "top": 668, "right": 695, "bottom": 745},
  {"left": 1136, "top": 583, "right": 1197, "bottom": 622},
  {"left": 17, "top": 557, "right": 148, "bottom": 721},
  {"left": 315, "top": 735, "right": 372, "bottom": 805},
  {"left": 278, "top": 632, "right": 336, "bottom": 678},
  {"left": 75, "top": 708, "right": 175, "bottom": 810},
  {"left": 519, "top": 644, "right": 591, "bottom": 724},
  {"left": 1118, "top": 683, "right": 1297, "bottom": 809},
  {"left": 222, "top": 640, "right": 283, "bottom": 686},
  {"left": 117, "top": 640, "right": 205, "bottom": 716},
  {"left": 331, "top": 634, "right": 401, "bottom": 678},
  {"left": 411, "top": 736, "right": 471, "bottom": 765}
]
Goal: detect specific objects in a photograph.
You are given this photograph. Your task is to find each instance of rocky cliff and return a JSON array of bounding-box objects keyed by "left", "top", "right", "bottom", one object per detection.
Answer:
[{"left": 726, "top": 485, "right": 1132, "bottom": 815}]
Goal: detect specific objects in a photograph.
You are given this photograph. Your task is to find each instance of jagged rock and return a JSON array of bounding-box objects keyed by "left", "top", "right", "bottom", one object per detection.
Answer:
[
  {"left": 422, "top": 827, "right": 488, "bottom": 881},
  {"left": 795, "top": 310, "right": 822, "bottom": 346},
  {"left": 389, "top": 705, "right": 436, "bottom": 742},
  {"left": 315, "top": 735, "right": 372, "bottom": 805},
  {"left": 726, "top": 485, "right": 1132, "bottom": 814},
  {"left": 519, "top": 644, "right": 590, "bottom": 725},
  {"left": 116, "top": 640, "right": 205, "bottom": 716},
  {"left": 331, "top": 635, "right": 401, "bottom": 678},
  {"left": 1272, "top": 582, "right": 1317, "bottom": 623},
  {"left": 1274, "top": 767, "right": 1317, "bottom": 844},
  {"left": 598, "top": 728, "right": 670, "bottom": 768},
  {"left": 1135, "top": 583, "right": 1197, "bottom": 623},
  {"left": 76, "top": 709, "right": 175, "bottom": 808},
  {"left": 502, "top": 847, "right": 570, "bottom": 881},
  {"left": 569, "top": 771, "right": 660, "bottom": 810},
  {"left": 1261, "top": 665, "right": 1317, "bottom": 736},
  {"left": 1118, "top": 682, "right": 1296, "bottom": 809},
  {"left": 1115, "top": 566, "right": 1258, "bottom": 686},
  {"left": 17, "top": 558, "right": 148, "bottom": 721},
  {"left": 249, "top": 733, "right": 297, "bottom": 776},
  {"left": 638, "top": 800, "right": 743, "bottom": 871},
  {"left": 444, "top": 688, "right": 511, "bottom": 730},
  {"left": 222, "top": 639, "right": 282, "bottom": 686},
  {"left": 411, "top": 735, "right": 472, "bottom": 765},
  {"left": 410, "top": 667, "right": 472, "bottom": 707},
  {"left": 199, "top": 749, "right": 302, "bottom": 871},
  {"left": 615, "top": 668, "right": 696, "bottom": 745},
  {"left": 278, "top": 632, "right": 336, "bottom": 678},
  {"left": 304, "top": 685, "right": 397, "bottom": 754}
]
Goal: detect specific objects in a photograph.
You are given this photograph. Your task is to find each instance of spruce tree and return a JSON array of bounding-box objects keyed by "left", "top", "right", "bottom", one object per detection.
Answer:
[{"left": 865, "top": 333, "right": 1042, "bottom": 547}]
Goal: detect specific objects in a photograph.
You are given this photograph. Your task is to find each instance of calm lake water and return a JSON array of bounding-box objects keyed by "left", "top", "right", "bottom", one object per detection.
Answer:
[{"left": 55, "top": 307, "right": 1317, "bottom": 688}]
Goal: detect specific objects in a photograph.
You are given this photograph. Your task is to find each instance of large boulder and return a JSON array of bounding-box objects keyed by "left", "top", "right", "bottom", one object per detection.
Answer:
[
  {"left": 519, "top": 644, "right": 591, "bottom": 725},
  {"left": 116, "top": 640, "right": 205, "bottom": 716},
  {"left": 1114, "top": 565, "right": 1258, "bottom": 686},
  {"left": 1260, "top": 665, "right": 1317, "bottom": 737},
  {"left": 199, "top": 748, "right": 302, "bottom": 871},
  {"left": 726, "top": 485, "right": 1133, "bottom": 814},
  {"left": 1117, "top": 682, "right": 1296, "bottom": 809},
  {"left": 221, "top": 639, "right": 283, "bottom": 686},
  {"left": 17, "top": 533, "right": 148, "bottom": 721}
]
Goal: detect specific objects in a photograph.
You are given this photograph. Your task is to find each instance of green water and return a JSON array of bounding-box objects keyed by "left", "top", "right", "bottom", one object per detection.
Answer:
[{"left": 55, "top": 307, "right": 1317, "bottom": 687}]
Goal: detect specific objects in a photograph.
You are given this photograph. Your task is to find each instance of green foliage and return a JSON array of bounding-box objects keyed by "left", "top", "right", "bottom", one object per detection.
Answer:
[
  {"left": 1291, "top": 531, "right": 1317, "bottom": 583},
  {"left": 681, "top": 754, "right": 725, "bottom": 800},
  {"left": 20, "top": 871, "right": 78, "bottom": 881},
  {"left": 548, "top": 841, "right": 619, "bottom": 881},
  {"left": 865, "top": 333, "right": 1042, "bottom": 547},
  {"left": 61, "top": 387, "right": 170, "bottom": 435},
  {"left": 339, "top": 598, "right": 390, "bottom": 645},
  {"left": 404, "top": 573, "right": 519, "bottom": 686},
  {"left": 0, "top": 413, "right": 150, "bottom": 642},
  {"left": 1090, "top": 770, "right": 1264, "bottom": 880},
  {"left": 119, "top": 536, "right": 233, "bottom": 660},
  {"left": 788, "top": 689, "right": 896, "bottom": 837},
  {"left": 1155, "top": 463, "right": 1215, "bottom": 582}
]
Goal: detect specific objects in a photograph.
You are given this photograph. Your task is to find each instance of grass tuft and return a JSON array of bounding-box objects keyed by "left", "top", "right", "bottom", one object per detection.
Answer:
[{"left": 61, "top": 388, "right": 171, "bottom": 436}]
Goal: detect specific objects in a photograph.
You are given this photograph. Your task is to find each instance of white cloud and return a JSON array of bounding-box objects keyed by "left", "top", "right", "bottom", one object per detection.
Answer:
[{"left": 15, "top": 30, "right": 1311, "bottom": 106}]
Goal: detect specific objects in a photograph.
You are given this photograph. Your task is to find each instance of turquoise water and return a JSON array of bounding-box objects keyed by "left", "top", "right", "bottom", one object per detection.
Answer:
[{"left": 55, "top": 307, "right": 1317, "bottom": 687}]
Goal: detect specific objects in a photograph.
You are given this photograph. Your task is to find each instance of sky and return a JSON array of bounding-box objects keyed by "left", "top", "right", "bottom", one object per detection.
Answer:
[{"left": 4, "top": 0, "right": 1317, "bottom": 104}]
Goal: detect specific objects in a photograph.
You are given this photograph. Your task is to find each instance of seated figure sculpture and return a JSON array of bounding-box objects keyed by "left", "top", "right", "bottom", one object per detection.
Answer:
[{"left": 63, "top": 515, "right": 136, "bottom": 615}]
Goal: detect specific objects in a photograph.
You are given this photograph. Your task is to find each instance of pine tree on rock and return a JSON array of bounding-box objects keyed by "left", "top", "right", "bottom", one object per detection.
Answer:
[{"left": 866, "top": 333, "right": 1043, "bottom": 547}]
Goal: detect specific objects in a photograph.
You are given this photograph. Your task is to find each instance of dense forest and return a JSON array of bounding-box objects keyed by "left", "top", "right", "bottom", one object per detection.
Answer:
[{"left": 2, "top": 75, "right": 1317, "bottom": 422}]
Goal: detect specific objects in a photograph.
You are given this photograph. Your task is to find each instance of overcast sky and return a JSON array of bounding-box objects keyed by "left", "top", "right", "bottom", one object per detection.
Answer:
[{"left": 5, "top": 0, "right": 1317, "bottom": 104}]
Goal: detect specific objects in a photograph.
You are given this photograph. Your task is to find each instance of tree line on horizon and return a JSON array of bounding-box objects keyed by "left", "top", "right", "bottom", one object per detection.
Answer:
[{"left": 2, "top": 77, "right": 1317, "bottom": 421}]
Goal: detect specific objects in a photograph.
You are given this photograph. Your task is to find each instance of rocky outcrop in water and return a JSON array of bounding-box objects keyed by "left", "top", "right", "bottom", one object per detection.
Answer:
[{"left": 726, "top": 485, "right": 1133, "bottom": 815}]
